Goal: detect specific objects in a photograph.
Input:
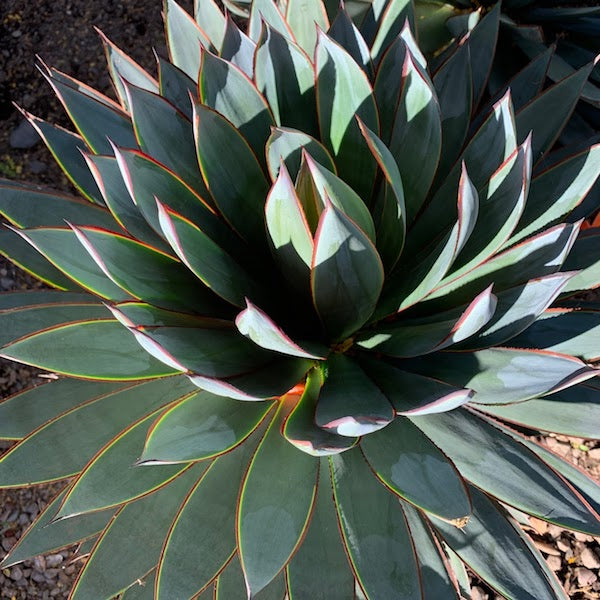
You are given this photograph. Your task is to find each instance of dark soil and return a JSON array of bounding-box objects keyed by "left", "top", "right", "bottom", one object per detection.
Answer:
[{"left": 0, "top": 1, "right": 599, "bottom": 599}]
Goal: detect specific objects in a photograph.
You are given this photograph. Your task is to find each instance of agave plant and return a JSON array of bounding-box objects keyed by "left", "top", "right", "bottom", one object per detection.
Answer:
[{"left": 1, "top": 1, "right": 600, "bottom": 599}]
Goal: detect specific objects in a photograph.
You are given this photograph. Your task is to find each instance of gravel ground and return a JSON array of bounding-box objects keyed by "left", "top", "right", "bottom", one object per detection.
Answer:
[{"left": 0, "top": 0, "right": 599, "bottom": 598}]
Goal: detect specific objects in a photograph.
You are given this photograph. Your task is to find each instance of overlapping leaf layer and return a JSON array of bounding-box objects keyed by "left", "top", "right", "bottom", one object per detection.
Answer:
[{"left": 0, "top": 1, "right": 599, "bottom": 598}]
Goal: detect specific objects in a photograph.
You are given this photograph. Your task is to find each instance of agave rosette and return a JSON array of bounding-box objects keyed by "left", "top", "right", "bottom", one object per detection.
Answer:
[{"left": 1, "top": 1, "right": 600, "bottom": 599}]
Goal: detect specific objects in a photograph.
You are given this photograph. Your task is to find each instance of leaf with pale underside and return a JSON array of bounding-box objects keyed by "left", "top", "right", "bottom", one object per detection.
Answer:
[
  {"left": 220, "top": 15, "right": 256, "bottom": 78},
  {"left": 165, "top": 0, "right": 210, "bottom": 78},
  {"left": 448, "top": 138, "right": 531, "bottom": 280},
  {"left": 26, "top": 115, "right": 103, "bottom": 204},
  {"left": 157, "top": 56, "right": 196, "bottom": 119},
  {"left": 508, "top": 144, "right": 600, "bottom": 246},
  {"left": 315, "top": 353, "right": 394, "bottom": 437},
  {"left": 376, "top": 164, "right": 478, "bottom": 316},
  {"left": 462, "top": 273, "right": 574, "bottom": 349},
  {"left": 509, "top": 309, "right": 600, "bottom": 361},
  {"left": 559, "top": 228, "right": 600, "bottom": 295},
  {"left": 48, "top": 76, "right": 136, "bottom": 154},
  {"left": 303, "top": 153, "right": 376, "bottom": 242},
  {"left": 264, "top": 162, "right": 314, "bottom": 293},
  {"left": 359, "top": 285, "right": 496, "bottom": 358},
  {"left": 426, "top": 222, "right": 580, "bottom": 305},
  {"left": 157, "top": 202, "right": 261, "bottom": 308},
  {"left": 124, "top": 82, "right": 208, "bottom": 195},
  {"left": 194, "top": 102, "right": 270, "bottom": 249},
  {"left": 410, "top": 92, "right": 516, "bottom": 254},
  {"left": 283, "top": 368, "right": 357, "bottom": 456},
  {"left": 194, "top": 0, "right": 226, "bottom": 50},
  {"left": 316, "top": 30, "right": 378, "bottom": 199},
  {"left": 189, "top": 357, "right": 312, "bottom": 401},
  {"left": 311, "top": 202, "right": 383, "bottom": 341},
  {"left": 265, "top": 127, "right": 336, "bottom": 182},
  {"left": 98, "top": 30, "right": 158, "bottom": 110},
  {"left": 72, "top": 225, "right": 224, "bottom": 314},
  {"left": 236, "top": 300, "right": 325, "bottom": 359},
  {"left": 255, "top": 25, "right": 318, "bottom": 136},
  {"left": 329, "top": 9, "right": 373, "bottom": 78},
  {"left": 248, "top": 0, "right": 292, "bottom": 42},
  {"left": 9, "top": 227, "right": 130, "bottom": 300},
  {"left": 402, "top": 347, "right": 596, "bottom": 406},
  {"left": 358, "top": 356, "right": 475, "bottom": 416},
  {"left": 379, "top": 39, "right": 441, "bottom": 223},
  {"left": 199, "top": 50, "right": 274, "bottom": 158},
  {"left": 370, "top": 0, "right": 414, "bottom": 64},
  {"left": 285, "top": 0, "right": 328, "bottom": 54}
]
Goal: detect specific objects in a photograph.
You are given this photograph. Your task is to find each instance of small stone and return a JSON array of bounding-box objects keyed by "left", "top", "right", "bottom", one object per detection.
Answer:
[
  {"left": 24, "top": 502, "right": 39, "bottom": 517},
  {"left": 0, "top": 277, "right": 16, "bottom": 290},
  {"left": 9, "top": 120, "right": 40, "bottom": 149},
  {"left": 576, "top": 567, "right": 597, "bottom": 587},
  {"left": 9, "top": 566, "right": 22, "bottom": 581},
  {"left": 581, "top": 547, "right": 600, "bottom": 570},
  {"left": 11, "top": 30, "right": 22, "bottom": 38},
  {"left": 556, "top": 538, "right": 571, "bottom": 553},
  {"left": 45, "top": 554, "right": 63, "bottom": 568},
  {"left": 44, "top": 568, "right": 59, "bottom": 579},
  {"left": 31, "top": 569, "right": 46, "bottom": 583},
  {"left": 50, "top": 588, "right": 61, "bottom": 597},
  {"left": 28, "top": 160, "right": 47, "bottom": 174},
  {"left": 17, "top": 513, "right": 29, "bottom": 526},
  {"left": 2, "top": 537, "right": 16, "bottom": 552},
  {"left": 546, "top": 555, "right": 562, "bottom": 571},
  {"left": 7, "top": 509, "right": 19, "bottom": 522},
  {"left": 34, "top": 555, "right": 46, "bottom": 571}
]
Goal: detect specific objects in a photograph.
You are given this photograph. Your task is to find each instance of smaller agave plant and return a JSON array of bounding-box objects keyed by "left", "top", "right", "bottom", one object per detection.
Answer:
[
  {"left": 0, "top": 1, "right": 599, "bottom": 599},
  {"left": 415, "top": 0, "right": 600, "bottom": 146}
]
